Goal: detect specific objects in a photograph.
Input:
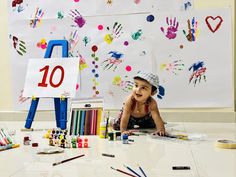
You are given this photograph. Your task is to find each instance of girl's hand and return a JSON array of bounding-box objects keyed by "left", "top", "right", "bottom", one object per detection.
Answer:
[
  {"left": 152, "top": 129, "right": 166, "bottom": 136},
  {"left": 122, "top": 130, "right": 132, "bottom": 136}
]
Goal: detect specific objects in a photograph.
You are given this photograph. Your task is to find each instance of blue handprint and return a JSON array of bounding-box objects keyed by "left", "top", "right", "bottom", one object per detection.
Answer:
[
  {"left": 183, "top": 17, "right": 198, "bottom": 42},
  {"left": 160, "top": 17, "right": 179, "bottom": 40}
]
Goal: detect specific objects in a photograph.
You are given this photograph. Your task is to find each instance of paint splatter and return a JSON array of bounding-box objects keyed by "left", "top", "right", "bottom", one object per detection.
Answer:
[
  {"left": 134, "top": 0, "right": 141, "bottom": 4},
  {"left": 124, "top": 41, "right": 129, "bottom": 46},
  {"left": 57, "top": 11, "right": 64, "bottom": 19},
  {"left": 98, "top": 25, "right": 103, "bottom": 30},
  {"left": 146, "top": 15, "right": 155, "bottom": 22},
  {"left": 126, "top": 65, "right": 132, "bottom": 72},
  {"left": 11, "top": 0, "right": 27, "bottom": 13},
  {"left": 79, "top": 54, "right": 88, "bottom": 70},
  {"left": 37, "top": 38, "right": 47, "bottom": 49},
  {"left": 157, "top": 85, "right": 165, "bottom": 99},
  {"left": 160, "top": 17, "right": 179, "bottom": 40},
  {"left": 131, "top": 29, "right": 143, "bottom": 40},
  {"left": 101, "top": 51, "right": 124, "bottom": 71},
  {"left": 189, "top": 61, "right": 207, "bottom": 86},
  {"left": 83, "top": 36, "right": 90, "bottom": 46}
]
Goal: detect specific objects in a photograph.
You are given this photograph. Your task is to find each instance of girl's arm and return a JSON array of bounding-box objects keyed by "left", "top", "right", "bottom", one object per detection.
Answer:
[
  {"left": 120, "top": 96, "right": 132, "bottom": 133},
  {"left": 150, "top": 99, "right": 166, "bottom": 136}
]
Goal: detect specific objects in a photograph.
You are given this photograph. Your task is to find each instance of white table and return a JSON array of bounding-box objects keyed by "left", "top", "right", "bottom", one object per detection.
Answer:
[{"left": 0, "top": 121, "right": 235, "bottom": 177}]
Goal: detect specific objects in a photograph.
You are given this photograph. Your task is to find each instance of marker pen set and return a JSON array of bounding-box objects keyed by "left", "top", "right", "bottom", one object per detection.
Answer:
[{"left": 0, "top": 128, "right": 20, "bottom": 152}]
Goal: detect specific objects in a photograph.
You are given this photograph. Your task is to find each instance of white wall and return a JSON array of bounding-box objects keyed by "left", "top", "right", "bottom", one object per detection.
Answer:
[{"left": 0, "top": 0, "right": 235, "bottom": 122}]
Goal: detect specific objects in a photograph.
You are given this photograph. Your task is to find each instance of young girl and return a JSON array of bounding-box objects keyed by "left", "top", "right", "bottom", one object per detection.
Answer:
[{"left": 113, "top": 71, "right": 166, "bottom": 136}]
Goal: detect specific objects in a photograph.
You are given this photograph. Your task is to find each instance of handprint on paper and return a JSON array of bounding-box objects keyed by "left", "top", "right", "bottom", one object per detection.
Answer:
[
  {"left": 30, "top": 7, "right": 44, "bottom": 28},
  {"left": 189, "top": 61, "right": 206, "bottom": 86},
  {"left": 67, "top": 30, "right": 79, "bottom": 57},
  {"left": 104, "top": 22, "right": 123, "bottom": 44},
  {"left": 160, "top": 60, "right": 184, "bottom": 75},
  {"left": 160, "top": 17, "right": 179, "bottom": 40},
  {"left": 9, "top": 34, "right": 26, "bottom": 56},
  {"left": 11, "top": 0, "right": 24, "bottom": 12},
  {"left": 112, "top": 76, "right": 134, "bottom": 92},
  {"left": 101, "top": 51, "right": 124, "bottom": 71},
  {"left": 69, "top": 9, "right": 86, "bottom": 28},
  {"left": 183, "top": 17, "right": 199, "bottom": 42},
  {"left": 18, "top": 90, "right": 30, "bottom": 103}
]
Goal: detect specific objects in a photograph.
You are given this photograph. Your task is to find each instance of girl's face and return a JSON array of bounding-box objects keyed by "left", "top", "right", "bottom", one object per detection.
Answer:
[{"left": 132, "top": 79, "right": 152, "bottom": 102}]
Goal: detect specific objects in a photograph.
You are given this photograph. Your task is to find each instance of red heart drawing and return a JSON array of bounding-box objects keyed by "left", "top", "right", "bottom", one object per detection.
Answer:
[{"left": 205, "top": 16, "right": 223, "bottom": 33}]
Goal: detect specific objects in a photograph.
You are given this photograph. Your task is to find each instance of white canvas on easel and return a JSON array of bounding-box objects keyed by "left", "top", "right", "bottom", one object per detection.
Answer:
[{"left": 23, "top": 58, "right": 79, "bottom": 98}]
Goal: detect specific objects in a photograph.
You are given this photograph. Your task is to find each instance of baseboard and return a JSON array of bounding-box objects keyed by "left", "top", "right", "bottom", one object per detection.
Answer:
[{"left": 0, "top": 110, "right": 235, "bottom": 123}]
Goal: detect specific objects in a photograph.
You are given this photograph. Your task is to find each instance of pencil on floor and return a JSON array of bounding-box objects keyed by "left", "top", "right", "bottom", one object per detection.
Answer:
[
  {"left": 52, "top": 154, "right": 85, "bottom": 166},
  {"left": 124, "top": 165, "right": 141, "bottom": 177},
  {"left": 137, "top": 164, "right": 147, "bottom": 177},
  {"left": 110, "top": 167, "right": 137, "bottom": 177}
]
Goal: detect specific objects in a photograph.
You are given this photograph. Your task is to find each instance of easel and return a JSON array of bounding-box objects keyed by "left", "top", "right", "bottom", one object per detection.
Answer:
[{"left": 24, "top": 40, "right": 68, "bottom": 130}]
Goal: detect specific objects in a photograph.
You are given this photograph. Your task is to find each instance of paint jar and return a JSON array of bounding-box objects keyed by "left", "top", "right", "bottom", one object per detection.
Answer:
[
  {"left": 99, "top": 122, "right": 107, "bottom": 139},
  {"left": 122, "top": 134, "right": 129, "bottom": 144},
  {"left": 23, "top": 136, "right": 30, "bottom": 145}
]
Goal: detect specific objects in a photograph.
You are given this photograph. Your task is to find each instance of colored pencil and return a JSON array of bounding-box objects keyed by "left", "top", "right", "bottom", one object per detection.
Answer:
[
  {"left": 110, "top": 167, "right": 137, "bottom": 177},
  {"left": 124, "top": 165, "right": 141, "bottom": 177},
  {"left": 52, "top": 154, "right": 85, "bottom": 166},
  {"left": 138, "top": 164, "right": 147, "bottom": 177}
]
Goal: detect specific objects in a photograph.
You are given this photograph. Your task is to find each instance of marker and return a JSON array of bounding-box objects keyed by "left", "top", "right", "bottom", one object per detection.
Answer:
[
  {"left": 0, "top": 144, "right": 20, "bottom": 152},
  {"left": 52, "top": 154, "right": 85, "bottom": 166},
  {"left": 102, "top": 153, "right": 115, "bottom": 158},
  {"left": 172, "top": 166, "right": 191, "bottom": 170}
]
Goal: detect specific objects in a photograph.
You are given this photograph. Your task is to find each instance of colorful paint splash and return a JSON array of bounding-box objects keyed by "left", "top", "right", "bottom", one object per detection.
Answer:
[
  {"left": 189, "top": 61, "right": 207, "bottom": 86},
  {"left": 91, "top": 45, "right": 100, "bottom": 97},
  {"left": 79, "top": 54, "right": 88, "bottom": 71},
  {"left": 112, "top": 76, "right": 133, "bottom": 92},
  {"left": 131, "top": 29, "right": 143, "bottom": 40},
  {"left": 104, "top": 22, "right": 123, "bottom": 44},
  {"left": 183, "top": 17, "right": 199, "bottom": 42},
  {"left": 157, "top": 85, "right": 165, "bottom": 99},
  {"left": 37, "top": 38, "right": 47, "bottom": 49},
  {"left": 146, "top": 15, "right": 155, "bottom": 22},
  {"left": 160, "top": 17, "right": 179, "bottom": 40},
  {"left": 83, "top": 36, "right": 90, "bottom": 46},
  {"left": 30, "top": 7, "right": 44, "bottom": 28},
  {"left": 11, "top": 0, "right": 24, "bottom": 12},
  {"left": 70, "top": 9, "right": 86, "bottom": 28},
  {"left": 160, "top": 60, "right": 184, "bottom": 75},
  {"left": 9, "top": 34, "right": 26, "bottom": 56},
  {"left": 101, "top": 51, "right": 124, "bottom": 71},
  {"left": 57, "top": 11, "right": 64, "bottom": 19}
]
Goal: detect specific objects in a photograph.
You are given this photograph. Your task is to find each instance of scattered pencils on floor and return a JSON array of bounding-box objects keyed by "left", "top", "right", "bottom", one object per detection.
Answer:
[{"left": 111, "top": 164, "right": 147, "bottom": 177}]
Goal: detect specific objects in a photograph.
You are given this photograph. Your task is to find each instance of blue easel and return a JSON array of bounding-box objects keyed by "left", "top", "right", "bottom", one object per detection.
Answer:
[{"left": 24, "top": 40, "right": 68, "bottom": 130}]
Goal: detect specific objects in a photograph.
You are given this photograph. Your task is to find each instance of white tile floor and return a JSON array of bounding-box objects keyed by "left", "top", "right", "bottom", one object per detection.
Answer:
[{"left": 0, "top": 121, "right": 236, "bottom": 177}]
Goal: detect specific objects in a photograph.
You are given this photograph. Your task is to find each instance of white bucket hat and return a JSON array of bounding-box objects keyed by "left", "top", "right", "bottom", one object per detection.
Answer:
[{"left": 134, "top": 71, "right": 159, "bottom": 90}]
